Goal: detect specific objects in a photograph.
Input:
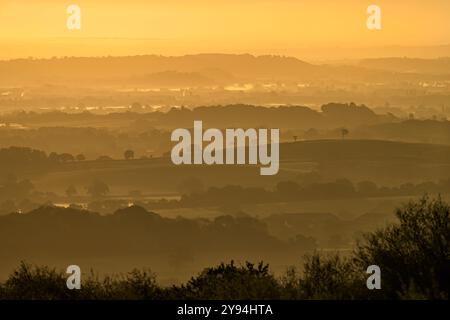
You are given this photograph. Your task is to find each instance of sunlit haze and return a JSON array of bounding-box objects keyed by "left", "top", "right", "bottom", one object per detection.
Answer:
[{"left": 1, "top": 0, "right": 450, "bottom": 59}]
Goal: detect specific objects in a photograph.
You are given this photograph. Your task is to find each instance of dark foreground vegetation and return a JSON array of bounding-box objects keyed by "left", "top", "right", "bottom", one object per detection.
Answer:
[{"left": 0, "top": 196, "right": 448, "bottom": 300}]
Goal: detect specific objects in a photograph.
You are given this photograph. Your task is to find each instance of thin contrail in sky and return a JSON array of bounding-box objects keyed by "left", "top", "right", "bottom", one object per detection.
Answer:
[{"left": 50, "top": 36, "right": 169, "bottom": 41}]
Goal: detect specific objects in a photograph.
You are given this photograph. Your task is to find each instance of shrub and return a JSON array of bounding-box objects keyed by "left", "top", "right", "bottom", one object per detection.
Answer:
[
  {"left": 2, "top": 262, "right": 74, "bottom": 300},
  {"left": 174, "top": 261, "right": 281, "bottom": 299},
  {"left": 296, "top": 253, "right": 366, "bottom": 299},
  {"left": 354, "top": 195, "right": 449, "bottom": 299}
]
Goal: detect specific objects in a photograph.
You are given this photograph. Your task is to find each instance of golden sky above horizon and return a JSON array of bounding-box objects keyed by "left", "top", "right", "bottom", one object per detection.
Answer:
[{"left": 0, "top": 0, "right": 449, "bottom": 59}]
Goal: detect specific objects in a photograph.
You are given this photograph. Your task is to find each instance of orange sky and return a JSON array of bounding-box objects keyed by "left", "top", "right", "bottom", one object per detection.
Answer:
[{"left": 0, "top": 0, "right": 449, "bottom": 59}]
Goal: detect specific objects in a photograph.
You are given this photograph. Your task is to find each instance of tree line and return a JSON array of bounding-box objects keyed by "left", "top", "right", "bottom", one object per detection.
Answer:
[{"left": 174, "top": 179, "right": 450, "bottom": 208}]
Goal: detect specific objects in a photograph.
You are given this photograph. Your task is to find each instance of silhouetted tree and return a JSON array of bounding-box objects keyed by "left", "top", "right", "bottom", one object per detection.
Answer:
[
  {"left": 297, "top": 253, "right": 365, "bottom": 299},
  {"left": 48, "top": 152, "right": 75, "bottom": 163},
  {"left": 2, "top": 262, "right": 73, "bottom": 299},
  {"left": 76, "top": 154, "right": 86, "bottom": 161},
  {"left": 124, "top": 150, "right": 134, "bottom": 160},
  {"left": 49, "top": 152, "right": 60, "bottom": 163},
  {"left": 354, "top": 195, "right": 449, "bottom": 299},
  {"left": 0, "top": 175, "right": 35, "bottom": 200},
  {"left": 177, "top": 261, "right": 281, "bottom": 299},
  {"left": 131, "top": 102, "right": 142, "bottom": 110},
  {"left": 59, "top": 153, "right": 75, "bottom": 162},
  {"left": 86, "top": 180, "right": 110, "bottom": 198}
]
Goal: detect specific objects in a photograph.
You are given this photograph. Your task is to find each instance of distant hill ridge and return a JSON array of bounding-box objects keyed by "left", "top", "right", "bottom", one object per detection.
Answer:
[
  {"left": 1, "top": 54, "right": 449, "bottom": 86},
  {"left": 359, "top": 57, "right": 450, "bottom": 75}
]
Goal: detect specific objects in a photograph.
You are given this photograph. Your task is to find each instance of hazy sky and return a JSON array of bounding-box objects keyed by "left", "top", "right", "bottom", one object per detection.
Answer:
[{"left": 1, "top": 0, "right": 449, "bottom": 59}]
